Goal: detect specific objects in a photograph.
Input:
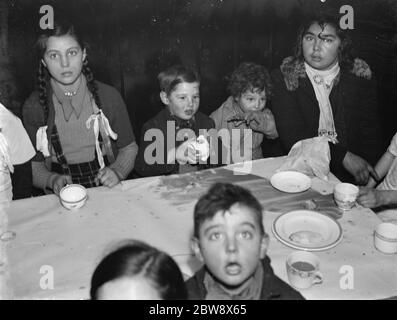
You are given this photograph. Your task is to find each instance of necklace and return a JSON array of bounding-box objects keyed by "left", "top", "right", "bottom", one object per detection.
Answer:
[{"left": 64, "top": 91, "right": 77, "bottom": 97}]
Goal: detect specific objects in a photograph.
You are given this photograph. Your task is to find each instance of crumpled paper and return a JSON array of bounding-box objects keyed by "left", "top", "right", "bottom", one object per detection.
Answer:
[{"left": 278, "top": 136, "right": 331, "bottom": 181}]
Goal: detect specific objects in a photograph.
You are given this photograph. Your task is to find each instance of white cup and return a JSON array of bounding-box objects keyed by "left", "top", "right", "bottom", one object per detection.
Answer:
[
  {"left": 334, "top": 183, "right": 359, "bottom": 211},
  {"left": 374, "top": 223, "right": 397, "bottom": 254},
  {"left": 189, "top": 135, "right": 210, "bottom": 162},
  {"left": 60, "top": 184, "right": 87, "bottom": 210},
  {"left": 286, "top": 251, "right": 323, "bottom": 290}
]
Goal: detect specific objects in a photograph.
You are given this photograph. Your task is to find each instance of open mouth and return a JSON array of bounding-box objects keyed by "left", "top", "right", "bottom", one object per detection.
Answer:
[
  {"left": 184, "top": 109, "right": 194, "bottom": 116},
  {"left": 225, "top": 262, "right": 242, "bottom": 275},
  {"left": 61, "top": 71, "right": 73, "bottom": 77}
]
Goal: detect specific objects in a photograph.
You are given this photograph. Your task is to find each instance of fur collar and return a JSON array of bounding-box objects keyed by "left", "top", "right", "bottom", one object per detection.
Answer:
[{"left": 280, "top": 56, "right": 372, "bottom": 91}]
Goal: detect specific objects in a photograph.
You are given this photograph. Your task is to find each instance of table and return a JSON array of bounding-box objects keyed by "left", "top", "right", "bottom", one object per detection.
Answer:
[{"left": 1, "top": 157, "right": 397, "bottom": 299}]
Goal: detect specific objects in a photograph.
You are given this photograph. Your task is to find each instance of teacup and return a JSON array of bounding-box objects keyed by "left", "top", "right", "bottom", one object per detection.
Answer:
[
  {"left": 334, "top": 183, "right": 359, "bottom": 211},
  {"left": 60, "top": 184, "right": 87, "bottom": 210},
  {"left": 286, "top": 251, "right": 323, "bottom": 290},
  {"left": 374, "top": 223, "right": 397, "bottom": 254}
]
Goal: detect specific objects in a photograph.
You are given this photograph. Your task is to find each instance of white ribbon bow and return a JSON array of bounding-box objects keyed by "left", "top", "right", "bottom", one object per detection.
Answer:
[
  {"left": 86, "top": 110, "right": 118, "bottom": 169},
  {"left": 0, "top": 132, "right": 13, "bottom": 173},
  {"left": 36, "top": 126, "right": 50, "bottom": 157}
]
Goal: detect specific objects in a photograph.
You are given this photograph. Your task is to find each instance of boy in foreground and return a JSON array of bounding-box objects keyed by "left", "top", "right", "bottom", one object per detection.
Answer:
[{"left": 186, "top": 183, "right": 304, "bottom": 300}]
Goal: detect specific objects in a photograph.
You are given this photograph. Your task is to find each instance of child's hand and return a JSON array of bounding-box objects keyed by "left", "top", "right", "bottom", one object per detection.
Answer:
[
  {"left": 245, "top": 109, "right": 278, "bottom": 138},
  {"left": 96, "top": 167, "right": 121, "bottom": 188},
  {"left": 51, "top": 174, "right": 73, "bottom": 195},
  {"left": 175, "top": 139, "right": 198, "bottom": 165},
  {"left": 357, "top": 187, "right": 386, "bottom": 208}
]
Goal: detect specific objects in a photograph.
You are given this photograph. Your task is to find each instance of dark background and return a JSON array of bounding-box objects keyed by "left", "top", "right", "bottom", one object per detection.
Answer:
[{"left": 1, "top": 0, "right": 396, "bottom": 149}]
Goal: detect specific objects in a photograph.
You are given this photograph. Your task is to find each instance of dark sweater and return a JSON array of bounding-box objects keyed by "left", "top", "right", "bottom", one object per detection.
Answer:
[
  {"left": 271, "top": 61, "right": 382, "bottom": 182},
  {"left": 185, "top": 256, "right": 304, "bottom": 300},
  {"left": 135, "top": 108, "right": 215, "bottom": 177}
]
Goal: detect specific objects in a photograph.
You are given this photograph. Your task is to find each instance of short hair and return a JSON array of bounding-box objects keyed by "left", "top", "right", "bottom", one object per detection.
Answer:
[
  {"left": 193, "top": 183, "right": 264, "bottom": 238},
  {"left": 227, "top": 62, "right": 273, "bottom": 98},
  {"left": 90, "top": 240, "right": 187, "bottom": 300},
  {"left": 293, "top": 14, "right": 353, "bottom": 70},
  {"left": 158, "top": 64, "right": 200, "bottom": 96}
]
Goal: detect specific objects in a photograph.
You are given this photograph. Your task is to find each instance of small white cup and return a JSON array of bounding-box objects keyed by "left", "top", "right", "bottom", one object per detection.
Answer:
[
  {"left": 286, "top": 251, "right": 323, "bottom": 290},
  {"left": 60, "top": 184, "right": 87, "bottom": 210},
  {"left": 374, "top": 223, "right": 397, "bottom": 254},
  {"left": 334, "top": 183, "right": 359, "bottom": 211}
]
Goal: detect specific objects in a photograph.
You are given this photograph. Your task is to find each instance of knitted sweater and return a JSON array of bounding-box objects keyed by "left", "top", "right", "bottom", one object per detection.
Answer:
[
  {"left": 210, "top": 96, "right": 264, "bottom": 163},
  {"left": 22, "top": 81, "right": 136, "bottom": 188}
]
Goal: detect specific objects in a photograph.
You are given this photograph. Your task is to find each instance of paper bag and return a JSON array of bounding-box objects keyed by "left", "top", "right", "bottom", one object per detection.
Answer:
[{"left": 278, "top": 137, "right": 331, "bottom": 181}]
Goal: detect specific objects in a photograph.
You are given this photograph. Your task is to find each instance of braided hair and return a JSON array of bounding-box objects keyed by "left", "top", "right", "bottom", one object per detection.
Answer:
[{"left": 36, "top": 21, "right": 101, "bottom": 122}]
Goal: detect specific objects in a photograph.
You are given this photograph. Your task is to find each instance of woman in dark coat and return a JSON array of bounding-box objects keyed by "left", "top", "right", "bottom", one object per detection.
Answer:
[{"left": 272, "top": 15, "right": 382, "bottom": 184}]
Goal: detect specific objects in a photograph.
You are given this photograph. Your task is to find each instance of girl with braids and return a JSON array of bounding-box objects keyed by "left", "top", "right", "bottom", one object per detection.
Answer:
[
  {"left": 23, "top": 21, "right": 138, "bottom": 195},
  {"left": 271, "top": 14, "right": 383, "bottom": 185}
]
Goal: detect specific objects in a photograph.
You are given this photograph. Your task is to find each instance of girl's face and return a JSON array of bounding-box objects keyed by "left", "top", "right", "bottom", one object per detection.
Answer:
[
  {"left": 160, "top": 82, "right": 200, "bottom": 120},
  {"left": 236, "top": 89, "right": 267, "bottom": 113},
  {"left": 42, "top": 35, "right": 86, "bottom": 88},
  {"left": 302, "top": 23, "right": 341, "bottom": 71}
]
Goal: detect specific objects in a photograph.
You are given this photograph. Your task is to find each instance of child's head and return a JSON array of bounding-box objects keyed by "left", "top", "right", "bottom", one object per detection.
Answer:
[
  {"left": 158, "top": 65, "right": 200, "bottom": 121},
  {"left": 36, "top": 20, "right": 101, "bottom": 119},
  {"left": 90, "top": 240, "right": 187, "bottom": 300},
  {"left": 192, "top": 183, "right": 268, "bottom": 290},
  {"left": 37, "top": 20, "right": 87, "bottom": 88},
  {"left": 228, "top": 62, "right": 272, "bottom": 113}
]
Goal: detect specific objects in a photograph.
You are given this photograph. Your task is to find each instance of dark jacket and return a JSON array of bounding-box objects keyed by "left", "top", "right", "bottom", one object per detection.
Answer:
[
  {"left": 135, "top": 108, "right": 216, "bottom": 177},
  {"left": 271, "top": 57, "right": 383, "bottom": 182},
  {"left": 185, "top": 256, "right": 304, "bottom": 300}
]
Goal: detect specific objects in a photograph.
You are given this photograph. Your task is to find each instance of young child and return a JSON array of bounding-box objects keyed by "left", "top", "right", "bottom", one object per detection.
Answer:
[
  {"left": 0, "top": 103, "right": 35, "bottom": 205},
  {"left": 135, "top": 65, "right": 215, "bottom": 177},
  {"left": 23, "top": 21, "right": 137, "bottom": 195},
  {"left": 90, "top": 239, "right": 187, "bottom": 300},
  {"left": 358, "top": 132, "right": 397, "bottom": 209},
  {"left": 186, "top": 182, "right": 303, "bottom": 300},
  {"left": 210, "top": 62, "right": 278, "bottom": 164}
]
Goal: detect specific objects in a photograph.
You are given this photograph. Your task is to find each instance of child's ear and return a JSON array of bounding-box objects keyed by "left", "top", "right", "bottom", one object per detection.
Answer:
[
  {"left": 159, "top": 91, "right": 169, "bottom": 105},
  {"left": 259, "top": 234, "right": 269, "bottom": 259},
  {"left": 190, "top": 238, "right": 204, "bottom": 263}
]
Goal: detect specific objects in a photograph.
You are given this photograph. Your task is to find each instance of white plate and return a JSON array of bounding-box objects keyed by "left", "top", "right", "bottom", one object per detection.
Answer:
[
  {"left": 270, "top": 171, "right": 311, "bottom": 193},
  {"left": 272, "top": 210, "right": 343, "bottom": 251}
]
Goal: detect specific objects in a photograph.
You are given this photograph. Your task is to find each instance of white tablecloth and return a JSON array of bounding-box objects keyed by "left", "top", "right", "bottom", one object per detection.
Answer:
[{"left": 2, "top": 157, "right": 397, "bottom": 299}]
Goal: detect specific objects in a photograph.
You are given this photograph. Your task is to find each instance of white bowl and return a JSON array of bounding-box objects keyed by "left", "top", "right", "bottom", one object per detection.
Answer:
[
  {"left": 374, "top": 223, "right": 397, "bottom": 254},
  {"left": 60, "top": 184, "right": 87, "bottom": 210}
]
